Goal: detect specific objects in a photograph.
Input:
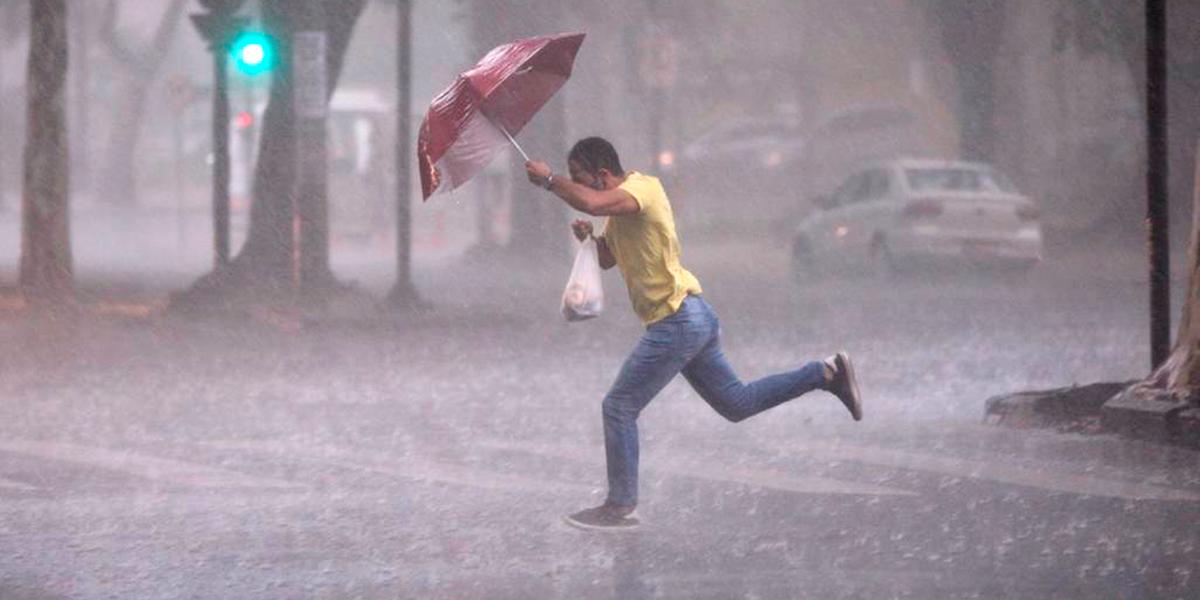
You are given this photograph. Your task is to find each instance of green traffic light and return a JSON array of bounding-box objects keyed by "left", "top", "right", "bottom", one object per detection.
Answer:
[{"left": 231, "top": 31, "right": 274, "bottom": 76}]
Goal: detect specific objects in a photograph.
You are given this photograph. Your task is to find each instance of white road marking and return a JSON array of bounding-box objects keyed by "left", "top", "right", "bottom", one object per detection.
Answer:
[
  {"left": 478, "top": 439, "right": 916, "bottom": 497},
  {"left": 784, "top": 440, "right": 1200, "bottom": 502},
  {"left": 0, "top": 440, "right": 299, "bottom": 490},
  {"left": 200, "top": 440, "right": 594, "bottom": 495}
]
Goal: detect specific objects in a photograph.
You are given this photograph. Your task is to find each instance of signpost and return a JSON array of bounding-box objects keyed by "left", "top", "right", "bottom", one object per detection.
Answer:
[{"left": 1146, "top": 0, "right": 1169, "bottom": 369}]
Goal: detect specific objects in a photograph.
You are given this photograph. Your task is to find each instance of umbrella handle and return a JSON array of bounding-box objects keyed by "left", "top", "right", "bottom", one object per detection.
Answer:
[{"left": 490, "top": 118, "right": 531, "bottom": 163}]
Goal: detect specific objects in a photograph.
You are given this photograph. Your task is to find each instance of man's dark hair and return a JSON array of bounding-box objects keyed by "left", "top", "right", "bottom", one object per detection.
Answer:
[{"left": 569, "top": 137, "right": 625, "bottom": 176}]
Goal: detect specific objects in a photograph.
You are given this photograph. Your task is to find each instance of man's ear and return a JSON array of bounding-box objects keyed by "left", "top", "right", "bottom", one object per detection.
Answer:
[{"left": 587, "top": 169, "right": 608, "bottom": 191}]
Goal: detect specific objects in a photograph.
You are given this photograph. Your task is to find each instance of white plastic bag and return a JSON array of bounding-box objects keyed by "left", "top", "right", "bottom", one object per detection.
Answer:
[{"left": 561, "top": 238, "right": 604, "bottom": 322}]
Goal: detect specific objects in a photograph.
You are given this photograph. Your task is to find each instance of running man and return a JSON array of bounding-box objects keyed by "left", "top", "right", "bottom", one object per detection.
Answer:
[{"left": 525, "top": 137, "right": 863, "bottom": 531}]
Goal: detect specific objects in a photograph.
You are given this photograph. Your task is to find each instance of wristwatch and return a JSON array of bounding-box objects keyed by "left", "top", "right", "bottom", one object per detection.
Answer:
[{"left": 541, "top": 174, "right": 555, "bottom": 190}]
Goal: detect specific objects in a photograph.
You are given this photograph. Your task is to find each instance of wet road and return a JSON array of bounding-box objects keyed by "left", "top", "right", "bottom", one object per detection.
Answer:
[{"left": 1, "top": 234, "right": 1198, "bottom": 599}]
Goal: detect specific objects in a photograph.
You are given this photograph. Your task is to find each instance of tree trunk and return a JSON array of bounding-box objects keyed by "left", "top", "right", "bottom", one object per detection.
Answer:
[
  {"left": 916, "top": 0, "right": 1005, "bottom": 162},
  {"left": 464, "top": 0, "right": 568, "bottom": 260},
  {"left": 96, "top": 0, "right": 188, "bottom": 207},
  {"left": 1167, "top": 0, "right": 1200, "bottom": 255},
  {"left": 70, "top": 0, "right": 92, "bottom": 194},
  {"left": 1144, "top": 141, "right": 1200, "bottom": 400},
  {"left": 171, "top": 0, "right": 365, "bottom": 310},
  {"left": 0, "top": 2, "right": 25, "bottom": 213},
  {"left": 20, "top": 0, "right": 72, "bottom": 303},
  {"left": 98, "top": 82, "right": 147, "bottom": 205}
]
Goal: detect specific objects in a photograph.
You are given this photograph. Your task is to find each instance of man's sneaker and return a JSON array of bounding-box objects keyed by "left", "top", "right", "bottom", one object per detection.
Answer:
[
  {"left": 564, "top": 503, "right": 639, "bottom": 531},
  {"left": 826, "top": 351, "right": 863, "bottom": 421}
]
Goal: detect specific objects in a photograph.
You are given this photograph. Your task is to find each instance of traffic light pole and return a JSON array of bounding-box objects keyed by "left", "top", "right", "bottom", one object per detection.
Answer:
[
  {"left": 387, "top": 0, "right": 422, "bottom": 308},
  {"left": 212, "top": 46, "right": 231, "bottom": 265},
  {"left": 191, "top": 2, "right": 247, "bottom": 268}
]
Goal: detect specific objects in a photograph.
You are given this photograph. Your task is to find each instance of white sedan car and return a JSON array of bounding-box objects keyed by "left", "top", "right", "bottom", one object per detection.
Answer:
[{"left": 792, "top": 159, "right": 1043, "bottom": 277}]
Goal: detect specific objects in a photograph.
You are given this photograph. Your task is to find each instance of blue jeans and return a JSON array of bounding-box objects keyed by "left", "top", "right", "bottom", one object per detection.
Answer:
[{"left": 603, "top": 295, "right": 827, "bottom": 506}]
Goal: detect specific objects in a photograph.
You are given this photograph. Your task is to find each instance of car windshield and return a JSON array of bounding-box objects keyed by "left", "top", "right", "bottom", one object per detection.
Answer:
[{"left": 905, "top": 167, "right": 1016, "bottom": 193}]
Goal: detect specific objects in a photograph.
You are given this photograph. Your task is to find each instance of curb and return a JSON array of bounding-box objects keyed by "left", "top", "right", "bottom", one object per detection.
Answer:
[
  {"left": 1102, "top": 386, "right": 1200, "bottom": 449},
  {"left": 985, "top": 381, "right": 1200, "bottom": 449},
  {"left": 983, "top": 381, "right": 1132, "bottom": 432}
]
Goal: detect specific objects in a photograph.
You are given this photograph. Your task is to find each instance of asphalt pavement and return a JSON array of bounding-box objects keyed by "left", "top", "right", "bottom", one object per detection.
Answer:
[{"left": 1, "top": 226, "right": 1198, "bottom": 599}]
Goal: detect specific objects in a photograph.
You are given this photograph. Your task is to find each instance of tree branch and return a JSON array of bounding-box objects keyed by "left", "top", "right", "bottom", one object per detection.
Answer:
[
  {"left": 98, "top": 0, "right": 188, "bottom": 76},
  {"left": 98, "top": 0, "right": 146, "bottom": 70}
]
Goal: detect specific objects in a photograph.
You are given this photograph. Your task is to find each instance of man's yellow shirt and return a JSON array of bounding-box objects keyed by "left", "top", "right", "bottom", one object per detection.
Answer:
[{"left": 602, "top": 171, "right": 703, "bottom": 326}]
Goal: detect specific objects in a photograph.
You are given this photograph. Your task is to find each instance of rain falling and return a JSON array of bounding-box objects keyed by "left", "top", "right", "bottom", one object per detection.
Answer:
[{"left": 0, "top": 1, "right": 1198, "bottom": 598}]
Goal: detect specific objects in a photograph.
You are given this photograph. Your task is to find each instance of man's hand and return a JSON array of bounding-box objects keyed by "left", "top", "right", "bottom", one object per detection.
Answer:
[
  {"left": 571, "top": 219, "right": 594, "bottom": 242},
  {"left": 525, "top": 160, "right": 552, "bottom": 187}
]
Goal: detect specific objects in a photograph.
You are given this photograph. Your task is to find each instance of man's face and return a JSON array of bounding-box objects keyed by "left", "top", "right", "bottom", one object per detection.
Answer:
[{"left": 568, "top": 159, "right": 605, "bottom": 190}]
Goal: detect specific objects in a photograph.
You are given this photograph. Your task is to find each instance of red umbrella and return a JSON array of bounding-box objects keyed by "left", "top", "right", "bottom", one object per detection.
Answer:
[{"left": 418, "top": 31, "right": 586, "bottom": 199}]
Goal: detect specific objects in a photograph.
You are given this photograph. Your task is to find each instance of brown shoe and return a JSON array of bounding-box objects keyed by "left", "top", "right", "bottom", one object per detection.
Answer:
[
  {"left": 564, "top": 503, "right": 639, "bottom": 531},
  {"left": 827, "top": 351, "right": 863, "bottom": 421}
]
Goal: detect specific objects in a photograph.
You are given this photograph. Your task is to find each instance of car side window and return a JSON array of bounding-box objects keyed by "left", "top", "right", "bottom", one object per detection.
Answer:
[
  {"left": 831, "top": 173, "right": 865, "bottom": 207},
  {"left": 862, "top": 169, "right": 890, "bottom": 201},
  {"left": 843, "top": 172, "right": 877, "bottom": 206}
]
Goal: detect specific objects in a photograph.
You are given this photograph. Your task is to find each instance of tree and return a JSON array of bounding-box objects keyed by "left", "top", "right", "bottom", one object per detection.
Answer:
[
  {"left": 459, "top": 0, "right": 568, "bottom": 260},
  {"left": 1118, "top": 0, "right": 1200, "bottom": 412},
  {"left": 1051, "top": 1, "right": 1200, "bottom": 414},
  {"left": 96, "top": 0, "right": 189, "bottom": 207},
  {"left": 69, "top": 1, "right": 95, "bottom": 195},
  {"left": 913, "top": 0, "right": 1006, "bottom": 162},
  {"left": 0, "top": 1, "right": 29, "bottom": 213},
  {"left": 20, "top": 0, "right": 72, "bottom": 303},
  {"left": 1052, "top": 0, "right": 1143, "bottom": 96},
  {"left": 1052, "top": 0, "right": 1200, "bottom": 234},
  {"left": 171, "top": 0, "right": 367, "bottom": 311},
  {"left": 1140, "top": 145, "right": 1200, "bottom": 401}
]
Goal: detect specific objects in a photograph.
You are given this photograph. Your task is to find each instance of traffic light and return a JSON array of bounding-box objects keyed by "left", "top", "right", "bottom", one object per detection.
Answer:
[
  {"left": 231, "top": 30, "right": 274, "bottom": 76},
  {"left": 234, "top": 110, "right": 255, "bottom": 129}
]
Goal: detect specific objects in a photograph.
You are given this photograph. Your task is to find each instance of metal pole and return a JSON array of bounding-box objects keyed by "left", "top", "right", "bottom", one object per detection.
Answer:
[
  {"left": 190, "top": 5, "right": 245, "bottom": 267},
  {"left": 174, "top": 96, "right": 185, "bottom": 257},
  {"left": 493, "top": 119, "right": 530, "bottom": 162},
  {"left": 0, "top": 40, "right": 5, "bottom": 212},
  {"left": 214, "top": 47, "right": 231, "bottom": 265},
  {"left": 388, "top": 0, "right": 421, "bottom": 307},
  {"left": 647, "top": 0, "right": 662, "bottom": 176},
  {"left": 1147, "top": 0, "right": 1169, "bottom": 368}
]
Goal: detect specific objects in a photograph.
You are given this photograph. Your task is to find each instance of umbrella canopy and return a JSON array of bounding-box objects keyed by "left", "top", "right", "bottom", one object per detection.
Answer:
[{"left": 418, "top": 31, "right": 586, "bottom": 199}]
